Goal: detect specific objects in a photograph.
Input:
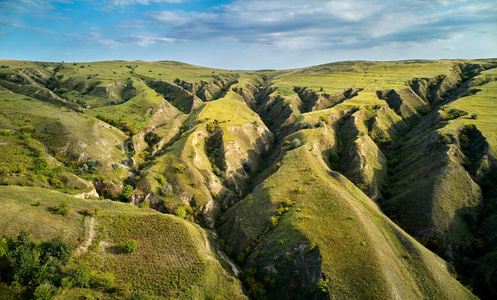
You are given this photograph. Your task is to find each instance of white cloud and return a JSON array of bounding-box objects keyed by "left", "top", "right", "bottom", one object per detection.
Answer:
[
  {"left": 146, "top": 10, "right": 192, "bottom": 25},
  {"left": 106, "top": 0, "right": 183, "bottom": 6},
  {"left": 3, "top": 0, "right": 495, "bottom": 69},
  {"left": 138, "top": 0, "right": 497, "bottom": 52},
  {"left": 131, "top": 34, "right": 177, "bottom": 47}
]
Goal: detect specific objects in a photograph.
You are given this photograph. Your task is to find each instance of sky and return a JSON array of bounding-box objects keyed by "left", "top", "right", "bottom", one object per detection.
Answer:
[{"left": 0, "top": 0, "right": 496, "bottom": 70}]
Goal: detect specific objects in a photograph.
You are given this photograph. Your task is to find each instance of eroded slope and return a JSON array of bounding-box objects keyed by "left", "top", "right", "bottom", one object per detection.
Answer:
[{"left": 1, "top": 59, "right": 497, "bottom": 299}]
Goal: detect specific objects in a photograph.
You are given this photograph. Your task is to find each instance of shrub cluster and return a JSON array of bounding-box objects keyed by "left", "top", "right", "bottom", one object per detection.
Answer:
[
  {"left": 52, "top": 200, "right": 70, "bottom": 216},
  {"left": 124, "top": 240, "right": 138, "bottom": 254},
  {"left": 0, "top": 232, "right": 73, "bottom": 299}
]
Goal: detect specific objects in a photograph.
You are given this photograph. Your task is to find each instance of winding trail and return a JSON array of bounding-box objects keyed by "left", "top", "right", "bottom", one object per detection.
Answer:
[{"left": 75, "top": 216, "right": 97, "bottom": 256}]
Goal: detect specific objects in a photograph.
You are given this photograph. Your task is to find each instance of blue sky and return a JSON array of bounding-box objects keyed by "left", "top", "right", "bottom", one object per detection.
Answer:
[{"left": 0, "top": 0, "right": 496, "bottom": 69}]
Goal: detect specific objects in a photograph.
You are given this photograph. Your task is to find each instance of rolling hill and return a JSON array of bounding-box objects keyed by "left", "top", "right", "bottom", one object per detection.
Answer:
[{"left": 1, "top": 58, "right": 496, "bottom": 299}]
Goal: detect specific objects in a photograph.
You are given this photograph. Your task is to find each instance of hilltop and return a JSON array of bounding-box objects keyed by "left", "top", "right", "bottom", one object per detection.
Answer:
[{"left": 0, "top": 58, "right": 496, "bottom": 299}]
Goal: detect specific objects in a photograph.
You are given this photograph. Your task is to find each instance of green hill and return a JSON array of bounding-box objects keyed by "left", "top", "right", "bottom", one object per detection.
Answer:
[
  {"left": 0, "top": 186, "right": 245, "bottom": 299},
  {"left": 1, "top": 58, "right": 497, "bottom": 299}
]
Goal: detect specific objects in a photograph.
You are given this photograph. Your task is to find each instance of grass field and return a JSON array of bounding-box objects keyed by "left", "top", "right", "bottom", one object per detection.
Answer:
[{"left": 443, "top": 67, "right": 497, "bottom": 153}]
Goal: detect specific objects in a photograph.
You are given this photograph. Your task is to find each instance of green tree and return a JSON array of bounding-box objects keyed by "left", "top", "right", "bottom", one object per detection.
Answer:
[
  {"left": 291, "top": 138, "right": 302, "bottom": 149},
  {"left": 73, "top": 263, "right": 92, "bottom": 288},
  {"left": 15, "top": 230, "right": 31, "bottom": 248},
  {"left": 34, "top": 257, "right": 62, "bottom": 286},
  {"left": 159, "top": 183, "right": 174, "bottom": 197},
  {"left": 41, "top": 236, "right": 73, "bottom": 264},
  {"left": 12, "top": 244, "right": 40, "bottom": 283}
]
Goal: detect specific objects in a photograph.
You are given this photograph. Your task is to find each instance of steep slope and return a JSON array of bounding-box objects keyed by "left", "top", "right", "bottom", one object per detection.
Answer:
[
  {"left": 0, "top": 91, "right": 128, "bottom": 197},
  {"left": 0, "top": 186, "right": 245, "bottom": 299},
  {"left": 132, "top": 95, "right": 274, "bottom": 227},
  {"left": 219, "top": 122, "right": 475, "bottom": 299},
  {"left": 382, "top": 67, "right": 497, "bottom": 260}
]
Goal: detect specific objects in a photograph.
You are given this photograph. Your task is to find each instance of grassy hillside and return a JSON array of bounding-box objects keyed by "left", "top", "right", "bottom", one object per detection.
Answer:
[
  {"left": 1, "top": 58, "right": 497, "bottom": 299},
  {"left": 0, "top": 186, "right": 245, "bottom": 299},
  {"left": 219, "top": 126, "right": 475, "bottom": 299}
]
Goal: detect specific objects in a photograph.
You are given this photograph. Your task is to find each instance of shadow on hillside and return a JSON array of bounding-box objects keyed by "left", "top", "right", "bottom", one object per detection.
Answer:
[{"left": 105, "top": 245, "right": 127, "bottom": 255}]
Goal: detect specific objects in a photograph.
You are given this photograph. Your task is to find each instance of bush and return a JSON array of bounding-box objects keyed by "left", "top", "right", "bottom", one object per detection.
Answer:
[
  {"left": 417, "top": 106, "right": 432, "bottom": 116},
  {"left": 387, "top": 158, "right": 399, "bottom": 168},
  {"left": 94, "top": 272, "right": 115, "bottom": 289},
  {"left": 156, "top": 174, "right": 166, "bottom": 184},
  {"left": 0, "top": 237, "right": 9, "bottom": 258},
  {"left": 444, "top": 109, "right": 468, "bottom": 120},
  {"left": 80, "top": 207, "right": 98, "bottom": 217},
  {"left": 60, "top": 277, "right": 73, "bottom": 290},
  {"left": 174, "top": 164, "right": 187, "bottom": 173},
  {"left": 439, "top": 133, "right": 452, "bottom": 145},
  {"left": 33, "top": 283, "right": 58, "bottom": 300},
  {"left": 237, "top": 252, "right": 246, "bottom": 265},
  {"left": 459, "top": 134, "right": 471, "bottom": 149},
  {"left": 291, "top": 138, "right": 302, "bottom": 149},
  {"left": 121, "top": 184, "right": 133, "bottom": 200},
  {"left": 174, "top": 206, "right": 187, "bottom": 219},
  {"left": 49, "top": 177, "right": 64, "bottom": 189},
  {"left": 33, "top": 158, "right": 49, "bottom": 173},
  {"left": 1, "top": 232, "right": 78, "bottom": 294},
  {"left": 317, "top": 278, "right": 329, "bottom": 293},
  {"left": 138, "top": 202, "right": 150, "bottom": 209},
  {"left": 308, "top": 242, "right": 317, "bottom": 251},
  {"left": 159, "top": 183, "right": 174, "bottom": 197},
  {"left": 282, "top": 198, "right": 294, "bottom": 207},
  {"left": 52, "top": 200, "right": 70, "bottom": 216},
  {"left": 130, "top": 291, "right": 153, "bottom": 300},
  {"left": 268, "top": 216, "right": 279, "bottom": 229},
  {"left": 0, "top": 129, "right": 13, "bottom": 136},
  {"left": 329, "top": 152, "right": 340, "bottom": 169},
  {"left": 124, "top": 240, "right": 138, "bottom": 254}
]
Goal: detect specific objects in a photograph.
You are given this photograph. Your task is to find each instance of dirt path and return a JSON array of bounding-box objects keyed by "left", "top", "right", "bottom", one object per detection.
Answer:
[{"left": 75, "top": 216, "right": 97, "bottom": 256}]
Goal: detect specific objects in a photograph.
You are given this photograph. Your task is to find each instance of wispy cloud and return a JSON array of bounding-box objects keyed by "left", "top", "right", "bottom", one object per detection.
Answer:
[
  {"left": 1, "top": 0, "right": 495, "bottom": 68},
  {"left": 105, "top": 0, "right": 184, "bottom": 7},
  {"left": 137, "top": 0, "right": 497, "bottom": 51},
  {"left": 126, "top": 34, "right": 177, "bottom": 47},
  {"left": 80, "top": 26, "right": 122, "bottom": 48},
  {"left": 0, "top": 0, "right": 70, "bottom": 20}
]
